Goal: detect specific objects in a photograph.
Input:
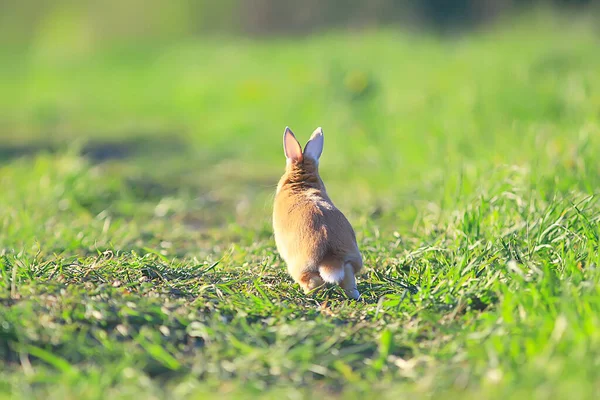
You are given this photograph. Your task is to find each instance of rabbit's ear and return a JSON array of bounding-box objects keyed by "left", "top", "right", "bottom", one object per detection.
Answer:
[
  {"left": 304, "top": 127, "right": 324, "bottom": 161},
  {"left": 283, "top": 127, "right": 303, "bottom": 163}
]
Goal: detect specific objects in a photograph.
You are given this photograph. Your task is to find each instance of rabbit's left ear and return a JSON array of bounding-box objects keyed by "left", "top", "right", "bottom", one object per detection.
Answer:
[
  {"left": 304, "top": 127, "right": 324, "bottom": 161},
  {"left": 283, "top": 126, "right": 303, "bottom": 163}
]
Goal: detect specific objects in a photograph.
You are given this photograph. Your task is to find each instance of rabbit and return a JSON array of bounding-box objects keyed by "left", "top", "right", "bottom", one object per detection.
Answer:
[{"left": 272, "top": 126, "right": 363, "bottom": 299}]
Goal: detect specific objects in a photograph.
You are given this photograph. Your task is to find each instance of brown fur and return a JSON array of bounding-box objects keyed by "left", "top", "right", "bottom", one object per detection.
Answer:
[{"left": 273, "top": 127, "right": 363, "bottom": 298}]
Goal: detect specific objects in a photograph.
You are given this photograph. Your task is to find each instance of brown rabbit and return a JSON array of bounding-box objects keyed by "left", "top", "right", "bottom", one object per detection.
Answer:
[{"left": 273, "top": 126, "right": 363, "bottom": 299}]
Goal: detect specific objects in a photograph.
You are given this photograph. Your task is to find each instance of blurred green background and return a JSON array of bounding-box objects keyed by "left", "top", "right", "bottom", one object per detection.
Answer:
[
  {"left": 0, "top": 0, "right": 599, "bottom": 240},
  {"left": 1, "top": 0, "right": 598, "bottom": 42},
  {"left": 1, "top": 1, "right": 598, "bottom": 208}
]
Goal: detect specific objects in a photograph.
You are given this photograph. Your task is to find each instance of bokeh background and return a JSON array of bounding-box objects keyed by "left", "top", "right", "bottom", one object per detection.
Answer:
[
  {"left": 1, "top": 0, "right": 598, "bottom": 40},
  {"left": 1, "top": 0, "right": 599, "bottom": 234}
]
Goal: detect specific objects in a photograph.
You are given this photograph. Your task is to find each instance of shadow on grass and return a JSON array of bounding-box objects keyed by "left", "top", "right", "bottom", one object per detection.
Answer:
[{"left": 0, "top": 134, "right": 188, "bottom": 164}]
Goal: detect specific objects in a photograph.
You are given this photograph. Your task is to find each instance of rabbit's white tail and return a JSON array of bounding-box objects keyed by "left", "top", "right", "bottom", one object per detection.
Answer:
[
  {"left": 318, "top": 256, "right": 345, "bottom": 283},
  {"left": 319, "top": 265, "right": 345, "bottom": 283},
  {"left": 319, "top": 258, "right": 360, "bottom": 300}
]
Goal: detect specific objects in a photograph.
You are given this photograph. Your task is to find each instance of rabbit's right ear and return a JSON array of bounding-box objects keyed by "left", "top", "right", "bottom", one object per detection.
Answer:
[
  {"left": 304, "top": 127, "right": 324, "bottom": 162},
  {"left": 283, "top": 127, "right": 303, "bottom": 163}
]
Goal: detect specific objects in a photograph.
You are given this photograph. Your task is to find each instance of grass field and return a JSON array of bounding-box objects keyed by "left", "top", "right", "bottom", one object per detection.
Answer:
[{"left": 1, "top": 11, "right": 600, "bottom": 399}]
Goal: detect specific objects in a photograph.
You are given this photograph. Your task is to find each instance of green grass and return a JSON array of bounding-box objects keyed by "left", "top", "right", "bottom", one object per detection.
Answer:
[{"left": 2, "top": 11, "right": 600, "bottom": 399}]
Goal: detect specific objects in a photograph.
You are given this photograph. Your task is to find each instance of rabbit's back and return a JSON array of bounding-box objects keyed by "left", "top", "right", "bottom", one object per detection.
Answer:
[{"left": 273, "top": 189, "right": 358, "bottom": 268}]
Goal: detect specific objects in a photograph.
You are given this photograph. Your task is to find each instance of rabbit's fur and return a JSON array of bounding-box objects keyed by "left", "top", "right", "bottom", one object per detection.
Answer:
[{"left": 272, "top": 127, "right": 363, "bottom": 299}]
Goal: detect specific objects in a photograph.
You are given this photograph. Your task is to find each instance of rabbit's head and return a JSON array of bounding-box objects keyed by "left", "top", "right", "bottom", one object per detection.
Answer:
[{"left": 277, "top": 126, "right": 325, "bottom": 194}]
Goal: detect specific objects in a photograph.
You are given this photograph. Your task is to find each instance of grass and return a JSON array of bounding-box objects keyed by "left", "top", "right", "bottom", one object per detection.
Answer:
[{"left": 1, "top": 10, "right": 600, "bottom": 399}]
